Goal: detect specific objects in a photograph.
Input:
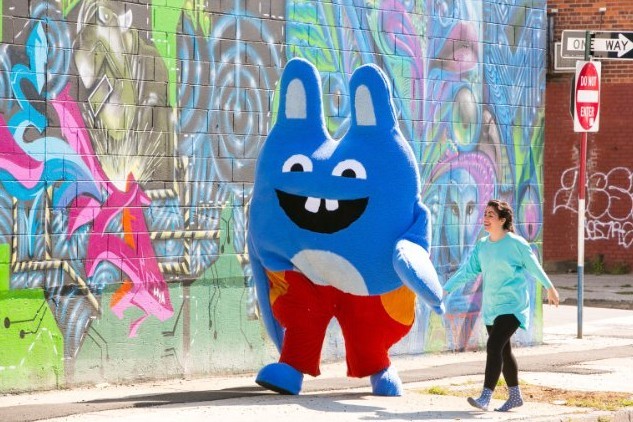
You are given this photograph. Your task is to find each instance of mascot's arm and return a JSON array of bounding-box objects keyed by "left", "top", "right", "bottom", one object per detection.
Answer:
[
  {"left": 248, "top": 238, "right": 284, "bottom": 351},
  {"left": 392, "top": 201, "right": 445, "bottom": 314}
]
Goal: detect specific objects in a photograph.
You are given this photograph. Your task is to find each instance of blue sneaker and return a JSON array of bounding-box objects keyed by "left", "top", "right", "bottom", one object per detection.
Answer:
[
  {"left": 370, "top": 366, "right": 403, "bottom": 396},
  {"left": 255, "top": 363, "right": 304, "bottom": 395}
]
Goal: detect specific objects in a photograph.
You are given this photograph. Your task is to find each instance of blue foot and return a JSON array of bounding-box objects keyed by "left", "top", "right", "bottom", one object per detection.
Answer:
[
  {"left": 370, "top": 366, "right": 403, "bottom": 396},
  {"left": 255, "top": 363, "right": 304, "bottom": 395}
]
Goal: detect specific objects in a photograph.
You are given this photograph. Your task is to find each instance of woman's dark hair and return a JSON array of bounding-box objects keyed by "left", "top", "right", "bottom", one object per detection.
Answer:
[{"left": 487, "top": 199, "right": 515, "bottom": 233}]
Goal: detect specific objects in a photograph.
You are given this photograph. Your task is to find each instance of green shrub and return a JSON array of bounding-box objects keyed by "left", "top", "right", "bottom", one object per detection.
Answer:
[
  {"left": 608, "top": 262, "right": 631, "bottom": 275},
  {"left": 589, "top": 254, "right": 606, "bottom": 275}
]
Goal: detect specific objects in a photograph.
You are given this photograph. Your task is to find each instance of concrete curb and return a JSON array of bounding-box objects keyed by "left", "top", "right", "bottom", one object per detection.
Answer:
[{"left": 561, "top": 298, "right": 633, "bottom": 310}]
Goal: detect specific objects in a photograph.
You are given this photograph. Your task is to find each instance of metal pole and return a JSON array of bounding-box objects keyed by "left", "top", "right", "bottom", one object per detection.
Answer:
[
  {"left": 577, "top": 31, "right": 591, "bottom": 339},
  {"left": 577, "top": 132, "right": 587, "bottom": 339}
]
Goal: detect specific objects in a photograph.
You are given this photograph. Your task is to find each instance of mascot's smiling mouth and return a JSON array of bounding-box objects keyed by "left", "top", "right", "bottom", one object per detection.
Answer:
[{"left": 276, "top": 190, "right": 368, "bottom": 234}]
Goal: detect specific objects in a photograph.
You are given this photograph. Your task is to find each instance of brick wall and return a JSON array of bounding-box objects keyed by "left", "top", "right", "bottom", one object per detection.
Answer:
[{"left": 545, "top": 1, "right": 633, "bottom": 271}]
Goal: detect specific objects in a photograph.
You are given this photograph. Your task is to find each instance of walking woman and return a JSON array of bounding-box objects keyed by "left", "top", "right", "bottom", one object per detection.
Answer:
[{"left": 443, "top": 199, "right": 560, "bottom": 412}]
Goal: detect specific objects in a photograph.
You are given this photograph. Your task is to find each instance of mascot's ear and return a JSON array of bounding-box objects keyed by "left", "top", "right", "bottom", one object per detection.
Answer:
[
  {"left": 276, "top": 58, "right": 326, "bottom": 132},
  {"left": 349, "top": 64, "right": 397, "bottom": 131}
]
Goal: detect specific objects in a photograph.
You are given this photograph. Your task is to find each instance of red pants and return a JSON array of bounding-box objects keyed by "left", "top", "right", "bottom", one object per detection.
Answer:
[{"left": 267, "top": 270, "right": 415, "bottom": 378}]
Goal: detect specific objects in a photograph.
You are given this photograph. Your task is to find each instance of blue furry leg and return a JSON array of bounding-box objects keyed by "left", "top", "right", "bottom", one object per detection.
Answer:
[
  {"left": 255, "top": 363, "right": 304, "bottom": 395},
  {"left": 370, "top": 366, "right": 403, "bottom": 396}
]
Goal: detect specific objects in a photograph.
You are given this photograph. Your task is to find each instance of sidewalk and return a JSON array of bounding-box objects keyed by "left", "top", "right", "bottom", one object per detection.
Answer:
[
  {"left": 549, "top": 272, "right": 633, "bottom": 309},
  {"left": 1, "top": 274, "right": 632, "bottom": 422}
]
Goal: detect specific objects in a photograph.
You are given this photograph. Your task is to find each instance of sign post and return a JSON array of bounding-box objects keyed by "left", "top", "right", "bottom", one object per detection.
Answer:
[
  {"left": 573, "top": 56, "right": 601, "bottom": 339},
  {"left": 560, "top": 29, "right": 633, "bottom": 336}
]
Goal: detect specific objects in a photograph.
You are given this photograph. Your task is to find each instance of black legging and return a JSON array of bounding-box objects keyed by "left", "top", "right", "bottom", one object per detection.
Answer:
[{"left": 484, "top": 314, "right": 520, "bottom": 390}]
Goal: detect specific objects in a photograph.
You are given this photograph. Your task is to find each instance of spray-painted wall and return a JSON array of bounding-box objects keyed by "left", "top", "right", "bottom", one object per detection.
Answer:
[{"left": 0, "top": 0, "right": 547, "bottom": 392}]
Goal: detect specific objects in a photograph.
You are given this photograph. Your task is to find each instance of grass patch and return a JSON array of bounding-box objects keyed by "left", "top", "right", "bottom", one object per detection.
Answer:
[
  {"left": 420, "top": 381, "right": 633, "bottom": 411},
  {"left": 608, "top": 263, "right": 631, "bottom": 275},
  {"left": 564, "top": 394, "right": 633, "bottom": 410},
  {"left": 425, "top": 386, "right": 450, "bottom": 396}
]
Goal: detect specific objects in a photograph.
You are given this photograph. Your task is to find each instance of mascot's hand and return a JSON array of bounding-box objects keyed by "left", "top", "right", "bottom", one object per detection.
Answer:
[
  {"left": 393, "top": 239, "right": 445, "bottom": 315},
  {"left": 249, "top": 245, "right": 284, "bottom": 351}
]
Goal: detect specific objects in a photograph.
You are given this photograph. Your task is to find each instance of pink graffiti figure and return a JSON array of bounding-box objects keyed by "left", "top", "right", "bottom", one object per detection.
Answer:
[
  {"left": 54, "top": 87, "right": 173, "bottom": 337},
  {"left": 84, "top": 174, "right": 173, "bottom": 337}
]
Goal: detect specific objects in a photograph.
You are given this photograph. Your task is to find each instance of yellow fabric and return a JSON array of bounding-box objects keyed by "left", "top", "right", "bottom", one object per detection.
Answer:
[
  {"left": 266, "top": 270, "right": 288, "bottom": 306},
  {"left": 380, "top": 285, "right": 416, "bottom": 326}
]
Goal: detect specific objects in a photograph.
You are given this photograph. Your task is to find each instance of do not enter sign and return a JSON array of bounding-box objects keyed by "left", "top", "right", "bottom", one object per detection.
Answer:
[{"left": 574, "top": 61, "right": 601, "bottom": 133}]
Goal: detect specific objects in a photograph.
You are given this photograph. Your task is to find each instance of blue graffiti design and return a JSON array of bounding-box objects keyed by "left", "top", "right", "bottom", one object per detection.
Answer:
[
  {"left": 178, "top": 2, "right": 282, "bottom": 277},
  {"left": 30, "top": 2, "right": 72, "bottom": 97},
  {"left": 483, "top": 1, "right": 546, "bottom": 157},
  {"left": 9, "top": 23, "right": 47, "bottom": 131},
  {"left": 5, "top": 22, "right": 100, "bottom": 203},
  {"left": 3, "top": 16, "right": 101, "bottom": 354}
]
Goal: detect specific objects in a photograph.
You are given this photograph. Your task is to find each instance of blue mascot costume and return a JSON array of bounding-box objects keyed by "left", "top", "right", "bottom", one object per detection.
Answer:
[{"left": 248, "top": 58, "right": 444, "bottom": 396}]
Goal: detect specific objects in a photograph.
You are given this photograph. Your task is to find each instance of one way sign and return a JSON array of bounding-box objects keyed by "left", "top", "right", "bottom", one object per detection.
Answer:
[
  {"left": 562, "top": 30, "right": 633, "bottom": 59},
  {"left": 592, "top": 32, "right": 633, "bottom": 59}
]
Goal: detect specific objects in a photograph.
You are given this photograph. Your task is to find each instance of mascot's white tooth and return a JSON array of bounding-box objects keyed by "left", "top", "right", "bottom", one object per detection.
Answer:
[
  {"left": 325, "top": 199, "right": 339, "bottom": 211},
  {"left": 305, "top": 197, "right": 321, "bottom": 213}
]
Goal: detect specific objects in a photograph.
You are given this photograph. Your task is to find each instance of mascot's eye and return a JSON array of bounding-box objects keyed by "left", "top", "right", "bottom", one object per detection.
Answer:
[
  {"left": 332, "top": 160, "right": 367, "bottom": 179},
  {"left": 282, "top": 154, "right": 313, "bottom": 173}
]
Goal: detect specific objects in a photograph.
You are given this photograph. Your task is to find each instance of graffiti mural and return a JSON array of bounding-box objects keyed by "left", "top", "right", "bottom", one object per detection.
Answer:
[
  {"left": 0, "top": 0, "right": 547, "bottom": 392},
  {"left": 554, "top": 166, "right": 633, "bottom": 248},
  {"left": 285, "top": 0, "right": 547, "bottom": 351}
]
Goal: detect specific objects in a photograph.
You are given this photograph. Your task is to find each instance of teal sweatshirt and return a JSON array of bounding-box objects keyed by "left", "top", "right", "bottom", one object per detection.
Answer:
[{"left": 443, "top": 232, "right": 553, "bottom": 330}]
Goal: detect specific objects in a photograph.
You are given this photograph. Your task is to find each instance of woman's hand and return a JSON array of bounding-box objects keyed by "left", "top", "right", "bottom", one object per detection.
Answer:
[{"left": 547, "top": 287, "right": 560, "bottom": 307}]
